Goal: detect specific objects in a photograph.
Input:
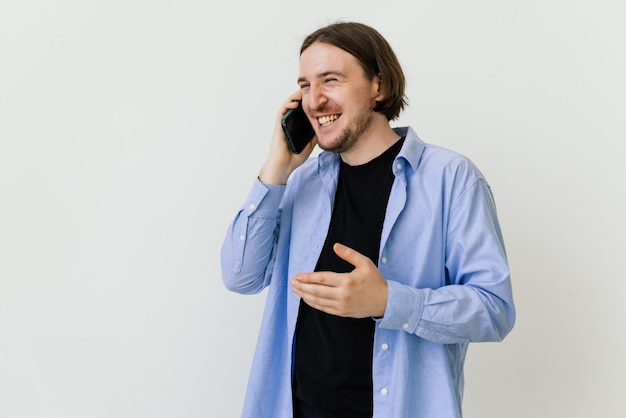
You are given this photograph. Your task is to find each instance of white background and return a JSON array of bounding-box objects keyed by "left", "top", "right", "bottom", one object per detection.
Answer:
[{"left": 1, "top": 1, "right": 624, "bottom": 417}]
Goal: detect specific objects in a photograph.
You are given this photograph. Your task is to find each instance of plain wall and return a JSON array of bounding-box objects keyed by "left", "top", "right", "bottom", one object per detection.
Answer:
[{"left": 1, "top": 1, "right": 624, "bottom": 417}]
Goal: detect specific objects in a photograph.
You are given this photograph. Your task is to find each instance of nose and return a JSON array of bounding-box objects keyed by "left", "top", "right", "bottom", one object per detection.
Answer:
[{"left": 307, "top": 83, "right": 328, "bottom": 112}]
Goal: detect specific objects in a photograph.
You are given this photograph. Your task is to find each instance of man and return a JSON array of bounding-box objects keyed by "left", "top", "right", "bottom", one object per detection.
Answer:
[{"left": 221, "top": 22, "right": 515, "bottom": 418}]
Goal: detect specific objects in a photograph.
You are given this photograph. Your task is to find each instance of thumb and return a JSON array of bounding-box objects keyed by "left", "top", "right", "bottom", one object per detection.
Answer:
[{"left": 333, "top": 243, "right": 369, "bottom": 268}]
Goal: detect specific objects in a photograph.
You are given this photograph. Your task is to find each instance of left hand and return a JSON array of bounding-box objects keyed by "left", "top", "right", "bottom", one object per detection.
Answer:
[{"left": 290, "top": 243, "right": 388, "bottom": 318}]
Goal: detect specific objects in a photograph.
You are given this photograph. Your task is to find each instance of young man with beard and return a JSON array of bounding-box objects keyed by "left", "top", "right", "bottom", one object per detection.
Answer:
[{"left": 221, "top": 22, "right": 515, "bottom": 418}]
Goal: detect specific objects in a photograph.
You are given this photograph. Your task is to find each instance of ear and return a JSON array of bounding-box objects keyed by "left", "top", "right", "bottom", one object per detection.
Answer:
[{"left": 372, "top": 73, "right": 385, "bottom": 102}]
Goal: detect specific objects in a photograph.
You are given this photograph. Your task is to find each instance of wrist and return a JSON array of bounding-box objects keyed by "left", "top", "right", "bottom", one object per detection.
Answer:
[
  {"left": 258, "top": 174, "right": 289, "bottom": 185},
  {"left": 259, "top": 163, "right": 291, "bottom": 185}
]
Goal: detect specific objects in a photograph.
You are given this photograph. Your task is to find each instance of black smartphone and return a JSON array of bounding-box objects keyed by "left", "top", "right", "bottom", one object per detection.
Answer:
[{"left": 281, "top": 101, "right": 315, "bottom": 154}]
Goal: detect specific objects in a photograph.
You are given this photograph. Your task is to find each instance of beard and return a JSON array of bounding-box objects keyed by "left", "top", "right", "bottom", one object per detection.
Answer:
[{"left": 317, "top": 104, "right": 375, "bottom": 154}]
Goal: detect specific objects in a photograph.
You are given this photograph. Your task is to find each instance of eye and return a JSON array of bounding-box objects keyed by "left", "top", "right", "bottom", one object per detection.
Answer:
[
  {"left": 324, "top": 77, "right": 338, "bottom": 84},
  {"left": 299, "top": 83, "right": 310, "bottom": 91}
]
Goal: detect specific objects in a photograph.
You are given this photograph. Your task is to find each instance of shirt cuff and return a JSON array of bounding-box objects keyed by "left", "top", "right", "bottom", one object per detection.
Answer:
[
  {"left": 243, "top": 178, "right": 286, "bottom": 217},
  {"left": 376, "top": 280, "right": 424, "bottom": 333}
]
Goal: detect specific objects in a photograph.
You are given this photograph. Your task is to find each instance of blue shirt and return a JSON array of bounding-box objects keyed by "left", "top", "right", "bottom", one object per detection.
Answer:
[{"left": 221, "top": 126, "right": 515, "bottom": 418}]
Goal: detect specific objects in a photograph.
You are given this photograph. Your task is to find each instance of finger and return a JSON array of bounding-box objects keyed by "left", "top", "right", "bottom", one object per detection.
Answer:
[
  {"left": 292, "top": 281, "right": 337, "bottom": 301},
  {"left": 276, "top": 91, "right": 304, "bottom": 123},
  {"left": 332, "top": 243, "right": 370, "bottom": 269},
  {"left": 294, "top": 284, "right": 351, "bottom": 318},
  {"left": 288, "top": 89, "right": 303, "bottom": 102},
  {"left": 291, "top": 273, "right": 342, "bottom": 297},
  {"left": 291, "top": 276, "right": 338, "bottom": 307},
  {"left": 278, "top": 98, "right": 300, "bottom": 121},
  {"left": 292, "top": 272, "right": 337, "bottom": 287},
  {"left": 290, "top": 278, "right": 340, "bottom": 308},
  {"left": 285, "top": 90, "right": 303, "bottom": 108},
  {"left": 299, "top": 294, "right": 339, "bottom": 315}
]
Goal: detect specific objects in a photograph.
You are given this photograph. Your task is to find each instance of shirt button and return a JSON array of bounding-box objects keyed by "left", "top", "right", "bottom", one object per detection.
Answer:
[
  {"left": 381, "top": 388, "right": 389, "bottom": 396},
  {"left": 380, "top": 257, "right": 387, "bottom": 264},
  {"left": 402, "top": 322, "right": 410, "bottom": 330},
  {"left": 396, "top": 162, "right": 403, "bottom": 170},
  {"left": 239, "top": 235, "right": 245, "bottom": 241},
  {"left": 249, "top": 203, "right": 256, "bottom": 210},
  {"left": 381, "top": 343, "right": 389, "bottom": 350}
]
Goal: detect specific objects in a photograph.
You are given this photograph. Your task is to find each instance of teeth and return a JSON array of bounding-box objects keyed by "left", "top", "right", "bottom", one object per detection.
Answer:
[{"left": 317, "top": 114, "right": 339, "bottom": 127}]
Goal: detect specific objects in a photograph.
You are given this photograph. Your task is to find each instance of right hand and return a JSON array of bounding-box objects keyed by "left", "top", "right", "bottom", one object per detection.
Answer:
[{"left": 258, "top": 91, "right": 317, "bottom": 185}]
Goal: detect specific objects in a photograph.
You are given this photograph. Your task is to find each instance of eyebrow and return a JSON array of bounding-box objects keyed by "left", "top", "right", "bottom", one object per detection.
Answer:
[{"left": 297, "top": 71, "right": 346, "bottom": 85}]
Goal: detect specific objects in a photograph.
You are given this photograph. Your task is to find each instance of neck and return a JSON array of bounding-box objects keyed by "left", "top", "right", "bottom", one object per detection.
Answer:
[{"left": 339, "top": 114, "right": 400, "bottom": 166}]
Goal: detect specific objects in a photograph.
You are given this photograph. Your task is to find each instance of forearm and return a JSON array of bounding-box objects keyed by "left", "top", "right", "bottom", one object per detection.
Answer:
[
  {"left": 378, "top": 180, "right": 515, "bottom": 343},
  {"left": 378, "top": 279, "right": 515, "bottom": 344}
]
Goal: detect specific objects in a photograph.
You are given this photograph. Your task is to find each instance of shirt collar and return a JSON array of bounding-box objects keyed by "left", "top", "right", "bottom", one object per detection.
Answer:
[
  {"left": 316, "top": 126, "right": 425, "bottom": 174},
  {"left": 392, "top": 126, "right": 425, "bottom": 172}
]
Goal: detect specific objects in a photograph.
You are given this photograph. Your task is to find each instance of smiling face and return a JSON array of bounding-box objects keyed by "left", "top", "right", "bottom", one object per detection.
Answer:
[{"left": 298, "top": 42, "right": 383, "bottom": 155}]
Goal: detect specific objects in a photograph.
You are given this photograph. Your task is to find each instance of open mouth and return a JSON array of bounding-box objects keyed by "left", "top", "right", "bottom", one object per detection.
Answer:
[{"left": 317, "top": 114, "right": 340, "bottom": 127}]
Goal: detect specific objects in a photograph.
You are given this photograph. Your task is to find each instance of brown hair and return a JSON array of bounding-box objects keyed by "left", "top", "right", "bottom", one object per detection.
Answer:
[{"left": 300, "top": 22, "right": 407, "bottom": 121}]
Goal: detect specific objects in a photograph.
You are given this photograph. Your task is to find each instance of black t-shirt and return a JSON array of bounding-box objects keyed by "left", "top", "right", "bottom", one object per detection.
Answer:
[{"left": 292, "top": 137, "right": 405, "bottom": 418}]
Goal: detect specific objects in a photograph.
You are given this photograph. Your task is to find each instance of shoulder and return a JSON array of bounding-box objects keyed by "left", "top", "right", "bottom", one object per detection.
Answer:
[
  {"left": 398, "top": 126, "right": 486, "bottom": 186},
  {"left": 424, "top": 144, "right": 484, "bottom": 181}
]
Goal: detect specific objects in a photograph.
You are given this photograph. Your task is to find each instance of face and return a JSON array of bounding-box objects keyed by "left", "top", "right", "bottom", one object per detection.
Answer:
[{"left": 298, "top": 42, "right": 381, "bottom": 154}]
